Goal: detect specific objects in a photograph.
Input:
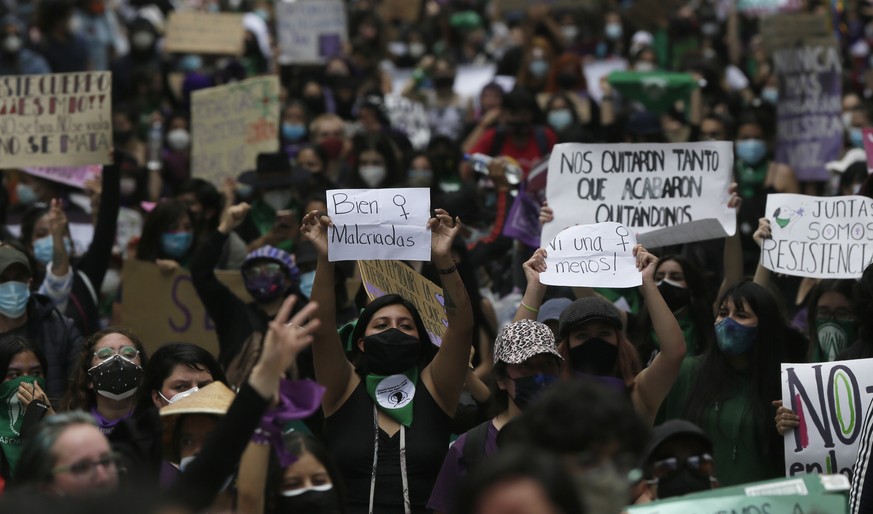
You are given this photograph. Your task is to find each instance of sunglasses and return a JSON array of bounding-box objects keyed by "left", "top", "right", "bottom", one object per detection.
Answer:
[
  {"left": 94, "top": 346, "right": 139, "bottom": 361},
  {"left": 651, "top": 453, "right": 714, "bottom": 480}
]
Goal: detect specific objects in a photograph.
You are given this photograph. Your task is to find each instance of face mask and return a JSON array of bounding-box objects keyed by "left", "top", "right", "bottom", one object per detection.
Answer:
[
  {"left": 409, "top": 42, "right": 426, "bottom": 58},
  {"left": 167, "top": 129, "right": 191, "bottom": 151},
  {"left": 319, "top": 137, "right": 344, "bottom": 160},
  {"left": 561, "top": 25, "right": 579, "bottom": 43},
  {"left": 100, "top": 268, "right": 121, "bottom": 297},
  {"left": 569, "top": 337, "right": 618, "bottom": 375},
  {"left": 361, "top": 328, "right": 421, "bottom": 375},
  {"left": 547, "top": 109, "right": 574, "bottom": 131},
  {"left": 244, "top": 268, "right": 287, "bottom": 304},
  {"left": 508, "top": 120, "right": 530, "bottom": 138},
  {"left": 32, "top": 235, "right": 74, "bottom": 265},
  {"left": 850, "top": 127, "right": 864, "bottom": 149},
  {"left": 278, "top": 484, "right": 341, "bottom": 514},
  {"left": 2, "top": 34, "right": 21, "bottom": 54},
  {"left": 635, "top": 61, "right": 655, "bottom": 72},
  {"left": 816, "top": 318, "right": 855, "bottom": 361},
  {"left": 510, "top": 373, "right": 559, "bottom": 410},
  {"left": 131, "top": 31, "right": 154, "bottom": 51},
  {"left": 16, "top": 183, "right": 37, "bottom": 205},
  {"left": 528, "top": 59, "right": 549, "bottom": 78},
  {"left": 88, "top": 354, "right": 144, "bottom": 401},
  {"left": 605, "top": 23, "right": 623, "bottom": 40},
  {"left": 159, "top": 386, "right": 200, "bottom": 404},
  {"left": 263, "top": 189, "right": 292, "bottom": 211},
  {"left": 180, "top": 54, "right": 202, "bottom": 73},
  {"left": 761, "top": 87, "right": 778, "bottom": 104},
  {"left": 656, "top": 468, "right": 713, "bottom": 499},
  {"left": 254, "top": 7, "right": 270, "bottom": 22},
  {"left": 180, "top": 455, "right": 234, "bottom": 491},
  {"left": 407, "top": 168, "right": 433, "bottom": 187},
  {"left": 359, "top": 165, "right": 387, "bottom": 188},
  {"left": 0, "top": 281, "right": 30, "bottom": 318},
  {"left": 573, "top": 460, "right": 632, "bottom": 514},
  {"left": 701, "top": 22, "right": 720, "bottom": 37},
  {"left": 714, "top": 317, "right": 758, "bottom": 356},
  {"left": 657, "top": 278, "right": 690, "bottom": 312},
  {"left": 120, "top": 177, "right": 138, "bottom": 197},
  {"left": 556, "top": 72, "right": 578, "bottom": 90},
  {"left": 113, "top": 129, "right": 134, "bottom": 145},
  {"left": 433, "top": 76, "right": 455, "bottom": 90},
  {"left": 735, "top": 139, "right": 767, "bottom": 165},
  {"left": 236, "top": 183, "right": 254, "bottom": 200},
  {"left": 298, "top": 270, "right": 315, "bottom": 299},
  {"left": 282, "top": 123, "right": 306, "bottom": 141},
  {"left": 161, "top": 231, "right": 193, "bottom": 258},
  {"left": 842, "top": 112, "right": 854, "bottom": 131}
]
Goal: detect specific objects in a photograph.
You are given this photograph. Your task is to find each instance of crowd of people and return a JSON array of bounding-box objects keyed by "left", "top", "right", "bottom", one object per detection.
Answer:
[{"left": 2, "top": 0, "right": 873, "bottom": 512}]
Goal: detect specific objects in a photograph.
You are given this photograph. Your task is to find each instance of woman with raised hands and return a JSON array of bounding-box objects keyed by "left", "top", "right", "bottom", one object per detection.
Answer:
[{"left": 300, "top": 207, "right": 474, "bottom": 514}]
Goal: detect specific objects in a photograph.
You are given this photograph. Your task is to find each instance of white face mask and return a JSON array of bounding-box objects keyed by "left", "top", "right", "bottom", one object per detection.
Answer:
[
  {"left": 842, "top": 111, "right": 854, "bottom": 131},
  {"left": 167, "top": 128, "right": 191, "bottom": 151},
  {"left": 635, "top": 61, "right": 655, "bottom": 72},
  {"left": 2, "top": 35, "right": 22, "bottom": 54},
  {"left": 100, "top": 268, "right": 121, "bottom": 297},
  {"left": 409, "top": 43, "right": 426, "bottom": 58},
  {"left": 120, "top": 177, "right": 137, "bottom": 196},
  {"left": 263, "top": 189, "right": 292, "bottom": 211},
  {"left": 131, "top": 31, "right": 155, "bottom": 51},
  {"left": 159, "top": 386, "right": 199, "bottom": 404},
  {"left": 359, "top": 165, "right": 387, "bottom": 188}
]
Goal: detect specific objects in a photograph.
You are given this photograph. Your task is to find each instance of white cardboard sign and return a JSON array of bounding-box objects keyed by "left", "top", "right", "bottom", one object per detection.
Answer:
[{"left": 540, "top": 222, "right": 641, "bottom": 288}]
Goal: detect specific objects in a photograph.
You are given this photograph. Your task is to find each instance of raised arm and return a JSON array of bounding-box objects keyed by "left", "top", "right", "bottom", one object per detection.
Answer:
[
  {"left": 717, "top": 184, "right": 743, "bottom": 307},
  {"left": 38, "top": 199, "right": 73, "bottom": 310},
  {"left": 752, "top": 217, "right": 772, "bottom": 287},
  {"left": 422, "top": 209, "right": 474, "bottom": 415},
  {"left": 513, "top": 248, "right": 548, "bottom": 322},
  {"left": 300, "top": 210, "right": 356, "bottom": 417},
  {"left": 632, "top": 245, "right": 686, "bottom": 424}
]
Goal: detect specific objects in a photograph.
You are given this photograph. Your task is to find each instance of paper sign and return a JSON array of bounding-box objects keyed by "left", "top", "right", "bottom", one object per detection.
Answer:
[
  {"left": 863, "top": 128, "right": 873, "bottom": 173},
  {"left": 584, "top": 59, "right": 628, "bottom": 102},
  {"left": 22, "top": 165, "right": 101, "bottom": 188},
  {"left": 383, "top": 94, "right": 431, "bottom": 150},
  {"left": 164, "top": 12, "right": 245, "bottom": 55},
  {"left": 358, "top": 260, "right": 447, "bottom": 346},
  {"left": 626, "top": 494, "right": 845, "bottom": 514},
  {"left": 276, "top": 0, "right": 347, "bottom": 64},
  {"left": 191, "top": 76, "right": 280, "bottom": 186},
  {"left": 0, "top": 72, "right": 112, "bottom": 167},
  {"left": 542, "top": 142, "right": 736, "bottom": 249},
  {"left": 540, "top": 222, "right": 641, "bottom": 288},
  {"left": 780, "top": 359, "right": 873, "bottom": 481},
  {"left": 762, "top": 194, "right": 873, "bottom": 279},
  {"left": 120, "top": 259, "right": 251, "bottom": 357},
  {"left": 327, "top": 188, "right": 431, "bottom": 262}
]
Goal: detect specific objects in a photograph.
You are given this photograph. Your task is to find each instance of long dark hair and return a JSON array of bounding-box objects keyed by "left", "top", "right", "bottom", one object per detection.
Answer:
[
  {"left": 137, "top": 199, "right": 192, "bottom": 262},
  {"left": 348, "top": 133, "right": 401, "bottom": 189},
  {"left": 0, "top": 337, "right": 48, "bottom": 381},
  {"left": 265, "top": 432, "right": 348, "bottom": 514},
  {"left": 136, "top": 342, "right": 227, "bottom": 413}
]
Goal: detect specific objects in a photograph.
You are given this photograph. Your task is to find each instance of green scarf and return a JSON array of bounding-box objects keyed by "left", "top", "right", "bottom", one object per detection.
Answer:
[
  {"left": 365, "top": 369, "right": 419, "bottom": 427},
  {"left": 0, "top": 376, "right": 45, "bottom": 474},
  {"left": 607, "top": 71, "right": 698, "bottom": 114}
]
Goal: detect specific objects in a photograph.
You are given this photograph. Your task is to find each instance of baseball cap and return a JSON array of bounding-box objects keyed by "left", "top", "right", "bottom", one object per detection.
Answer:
[
  {"left": 643, "top": 420, "right": 713, "bottom": 463},
  {"left": 493, "top": 319, "right": 563, "bottom": 365},
  {"left": 537, "top": 297, "right": 573, "bottom": 324},
  {"left": 243, "top": 245, "right": 300, "bottom": 282},
  {"left": 0, "top": 244, "right": 31, "bottom": 276},
  {"left": 558, "top": 297, "right": 622, "bottom": 340}
]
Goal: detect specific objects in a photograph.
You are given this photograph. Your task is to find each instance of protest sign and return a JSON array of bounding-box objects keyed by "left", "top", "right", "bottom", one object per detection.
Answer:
[
  {"left": 626, "top": 493, "right": 845, "bottom": 514},
  {"left": 327, "top": 188, "right": 431, "bottom": 261},
  {"left": 0, "top": 72, "right": 112, "bottom": 167},
  {"left": 780, "top": 358, "right": 873, "bottom": 481},
  {"left": 164, "top": 12, "right": 245, "bottom": 55},
  {"left": 738, "top": 0, "right": 802, "bottom": 15},
  {"left": 540, "top": 222, "right": 641, "bottom": 288},
  {"left": 191, "top": 76, "right": 279, "bottom": 186},
  {"left": 22, "top": 165, "right": 101, "bottom": 188},
  {"left": 276, "top": 0, "right": 347, "bottom": 64},
  {"left": 863, "top": 128, "right": 873, "bottom": 173},
  {"left": 120, "top": 259, "right": 251, "bottom": 357},
  {"left": 761, "top": 194, "right": 873, "bottom": 279},
  {"left": 358, "top": 260, "right": 447, "bottom": 346},
  {"left": 763, "top": 14, "right": 841, "bottom": 182},
  {"left": 542, "top": 142, "right": 736, "bottom": 249},
  {"left": 607, "top": 71, "right": 698, "bottom": 114},
  {"left": 383, "top": 94, "right": 431, "bottom": 150},
  {"left": 377, "top": 0, "right": 422, "bottom": 23},
  {"left": 584, "top": 59, "right": 628, "bottom": 102}
]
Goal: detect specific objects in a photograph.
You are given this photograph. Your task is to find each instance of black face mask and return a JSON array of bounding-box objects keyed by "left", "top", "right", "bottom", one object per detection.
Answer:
[
  {"left": 657, "top": 280, "right": 691, "bottom": 312},
  {"left": 556, "top": 72, "right": 578, "bottom": 90},
  {"left": 508, "top": 120, "right": 530, "bottom": 137},
  {"left": 113, "top": 130, "right": 133, "bottom": 145},
  {"left": 278, "top": 488, "right": 342, "bottom": 514},
  {"left": 511, "top": 374, "right": 559, "bottom": 410},
  {"left": 569, "top": 338, "right": 618, "bottom": 375},
  {"left": 433, "top": 76, "right": 455, "bottom": 90},
  {"left": 362, "top": 328, "right": 421, "bottom": 375},
  {"left": 656, "top": 468, "right": 712, "bottom": 499}
]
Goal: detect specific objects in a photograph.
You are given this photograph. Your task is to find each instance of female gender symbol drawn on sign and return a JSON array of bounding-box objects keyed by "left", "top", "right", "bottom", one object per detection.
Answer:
[{"left": 393, "top": 194, "right": 409, "bottom": 220}]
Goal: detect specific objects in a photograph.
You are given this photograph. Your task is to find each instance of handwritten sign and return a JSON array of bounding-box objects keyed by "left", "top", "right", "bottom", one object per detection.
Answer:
[
  {"left": 191, "top": 76, "right": 279, "bottom": 186},
  {"left": 0, "top": 72, "right": 112, "bottom": 167},
  {"left": 22, "top": 165, "right": 101, "bottom": 188},
  {"left": 383, "top": 94, "right": 431, "bottom": 150},
  {"left": 626, "top": 494, "right": 845, "bottom": 514},
  {"left": 780, "top": 359, "right": 873, "bottom": 481},
  {"left": 540, "top": 222, "right": 640, "bottom": 288},
  {"left": 762, "top": 194, "right": 873, "bottom": 279},
  {"left": 542, "top": 142, "right": 736, "bottom": 249},
  {"left": 327, "top": 188, "right": 431, "bottom": 262},
  {"left": 276, "top": 0, "right": 347, "bottom": 64},
  {"left": 164, "top": 12, "right": 245, "bottom": 55},
  {"left": 358, "top": 260, "right": 447, "bottom": 346},
  {"left": 120, "top": 259, "right": 251, "bottom": 358}
]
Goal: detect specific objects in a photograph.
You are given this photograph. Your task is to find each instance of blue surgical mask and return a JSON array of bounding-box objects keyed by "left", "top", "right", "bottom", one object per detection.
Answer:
[
  {"left": 0, "top": 281, "right": 30, "bottom": 318},
  {"left": 605, "top": 23, "right": 623, "bottom": 40},
  {"left": 407, "top": 168, "right": 433, "bottom": 187},
  {"left": 16, "top": 183, "right": 36, "bottom": 205},
  {"left": 850, "top": 127, "right": 864, "bottom": 149},
  {"left": 714, "top": 317, "right": 758, "bottom": 356},
  {"left": 299, "top": 270, "right": 315, "bottom": 299},
  {"left": 761, "top": 87, "right": 778, "bottom": 104},
  {"left": 180, "top": 54, "right": 202, "bottom": 73},
  {"left": 282, "top": 123, "right": 306, "bottom": 141},
  {"left": 511, "top": 373, "right": 559, "bottom": 410},
  {"left": 735, "top": 139, "right": 767, "bottom": 165},
  {"left": 161, "top": 231, "right": 193, "bottom": 259},
  {"left": 529, "top": 59, "right": 549, "bottom": 78},
  {"left": 547, "top": 109, "right": 574, "bottom": 131},
  {"left": 32, "top": 235, "right": 73, "bottom": 265}
]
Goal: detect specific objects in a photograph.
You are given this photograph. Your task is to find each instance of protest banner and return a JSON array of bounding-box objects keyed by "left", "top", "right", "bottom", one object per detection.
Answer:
[
  {"left": 383, "top": 94, "right": 431, "bottom": 150},
  {"left": 607, "top": 71, "right": 698, "bottom": 114},
  {"left": 276, "top": 0, "right": 347, "bottom": 64},
  {"left": 120, "top": 259, "right": 251, "bottom": 357},
  {"left": 763, "top": 14, "right": 841, "bottom": 182},
  {"left": 761, "top": 194, "right": 873, "bottom": 279},
  {"left": 626, "top": 493, "right": 845, "bottom": 514},
  {"left": 542, "top": 142, "right": 736, "bottom": 249},
  {"left": 780, "top": 358, "right": 873, "bottom": 481},
  {"left": 327, "top": 188, "right": 431, "bottom": 261},
  {"left": 0, "top": 72, "right": 112, "bottom": 167},
  {"left": 164, "top": 12, "right": 245, "bottom": 55},
  {"left": 540, "top": 222, "right": 641, "bottom": 288},
  {"left": 863, "top": 128, "right": 873, "bottom": 173},
  {"left": 358, "top": 260, "right": 447, "bottom": 346},
  {"left": 22, "top": 165, "right": 101, "bottom": 188},
  {"left": 191, "top": 76, "right": 279, "bottom": 186}
]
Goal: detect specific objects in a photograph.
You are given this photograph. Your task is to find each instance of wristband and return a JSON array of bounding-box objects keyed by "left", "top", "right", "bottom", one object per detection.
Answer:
[
  {"left": 520, "top": 300, "right": 540, "bottom": 313},
  {"left": 437, "top": 264, "right": 457, "bottom": 275}
]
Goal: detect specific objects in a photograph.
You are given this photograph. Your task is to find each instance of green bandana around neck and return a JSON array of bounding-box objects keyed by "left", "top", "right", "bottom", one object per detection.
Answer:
[
  {"left": 0, "top": 375, "right": 45, "bottom": 473},
  {"left": 365, "top": 368, "right": 419, "bottom": 427}
]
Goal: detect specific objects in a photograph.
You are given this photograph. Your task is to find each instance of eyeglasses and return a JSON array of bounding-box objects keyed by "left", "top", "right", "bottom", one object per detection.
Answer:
[
  {"left": 94, "top": 346, "right": 139, "bottom": 361},
  {"left": 818, "top": 307, "right": 853, "bottom": 321},
  {"left": 243, "top": 262, "right": 283, "bottom": 279},
  {"left": 651, "top": 453, "right": 714, "bottom": 480},
  {"left": 53, "top": 452, "right": 121, "bottom": 479}
]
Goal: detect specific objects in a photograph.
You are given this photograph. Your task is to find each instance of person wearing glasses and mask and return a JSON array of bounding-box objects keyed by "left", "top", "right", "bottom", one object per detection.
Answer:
[{"left": 638, "top": 419, "right": 718, "bottom": 502}]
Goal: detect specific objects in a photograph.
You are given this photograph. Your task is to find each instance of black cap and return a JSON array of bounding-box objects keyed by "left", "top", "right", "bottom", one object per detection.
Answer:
[
  {"left": 558, "top": 297, "right": 622, "bottom": 340},
  {"left": 0, "top": 244, "right": 31, "bottom": 277},
  {"left": 643, "top": 420, "right": 713, "bottom": 464}
]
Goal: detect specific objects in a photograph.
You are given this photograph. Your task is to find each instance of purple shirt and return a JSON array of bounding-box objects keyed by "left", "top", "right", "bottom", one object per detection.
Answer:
[{"left": 426, "top": 421, "right": 499, "bottom": 513}]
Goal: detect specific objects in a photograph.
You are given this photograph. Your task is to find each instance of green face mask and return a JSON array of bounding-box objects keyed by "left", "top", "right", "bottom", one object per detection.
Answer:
[
  {"left": 815, "top": 318, "right": 856, "bottom": 361},
  {"left": 0, "top": 375, "right": 45, "bottom": 473}
]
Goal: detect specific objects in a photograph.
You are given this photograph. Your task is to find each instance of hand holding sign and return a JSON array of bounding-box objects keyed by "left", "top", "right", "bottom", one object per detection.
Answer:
[
  {"left": 429, "top": 209, "right": 461, "bottom": 261},
  {"left": 300, "top": 210, "right": 333, "bottom": 258},
  {"left": 540, "top": 222, "right": 642, "bottom": 288}
]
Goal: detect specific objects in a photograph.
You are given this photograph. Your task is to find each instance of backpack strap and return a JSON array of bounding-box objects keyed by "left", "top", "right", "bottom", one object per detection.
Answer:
[
  {"left": 533, "top": 126, "right": 548, "bottom": 156},
  {"left": 461, "top": 420, "right": 492, "bottom": 474}
]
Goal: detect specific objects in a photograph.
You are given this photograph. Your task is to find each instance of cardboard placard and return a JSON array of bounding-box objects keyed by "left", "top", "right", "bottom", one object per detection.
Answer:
[
  {"left": 358, "top": 260, "right": 447, "bottom": 347},
  {"left": 164, "top": 12, "right": 245, "bottom": 55},
  {"left": 22, "top": 165, "right": 101, "bottom": 188},
  {"left": 0, "top": 72, "right": 112, "bottom": 167},
  {"left": 542, "top": 142, "right": 736, "bottom": 249},
  {"left": 762, "top": 194, "right": 873, "bottom": 279},
  {"left": 191, "top": 76, "right": 280, "bottom": 186},
  {"left": 377, "top": 0, "right": 422, "bottom": 22},
  {"left": 540, "top": 223, "right": 641, "bottom": 288},
  {"left": 120, "top": 259, "right": 251, "bottom": 357},
  {"left": 626, "top": 494, "right": 846, "bottom": 514},
  {"left": 276, "top": 0, "right": 347, "bottom": 64}
]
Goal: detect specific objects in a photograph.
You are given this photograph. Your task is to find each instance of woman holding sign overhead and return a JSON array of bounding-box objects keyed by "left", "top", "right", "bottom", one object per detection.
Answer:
[{"left": 301, "top": 207, "right": 473, "bottom": 514}]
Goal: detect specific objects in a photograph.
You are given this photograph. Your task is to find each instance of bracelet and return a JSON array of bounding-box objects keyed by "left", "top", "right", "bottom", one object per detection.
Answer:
[
  {"left": 437, "top": 264, "right": 457, "bottom": 275},
  {"left": 520, "top": 300, "right": 540, "bottom": 313}
]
